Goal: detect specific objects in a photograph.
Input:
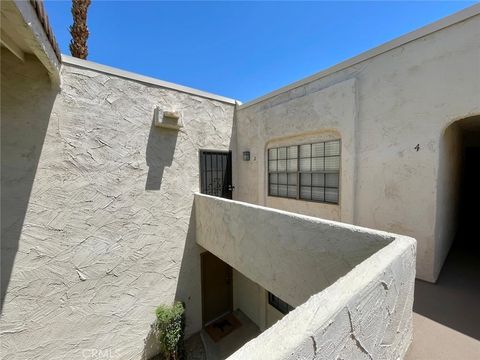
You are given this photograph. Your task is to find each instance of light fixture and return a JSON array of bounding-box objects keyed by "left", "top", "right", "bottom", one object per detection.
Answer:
[
  {"left": 154, "top": 106, "right": 183, "bottom": 130},
  {"left": 243, "top": 151, "right": 250, "bottom": 161}
]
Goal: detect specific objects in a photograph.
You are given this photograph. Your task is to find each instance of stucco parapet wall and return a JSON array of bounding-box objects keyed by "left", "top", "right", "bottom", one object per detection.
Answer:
[
  {"left": 194, "top": 193, "right": 415, "bottom": 301},
  {"left": 195, "top": 193, "right": 416, "bottom": 359},
  {"left": 239, "top": 3, "right": 480, "bottom": 109},
  {"left": 61, "top": 55, "right": 239, "bottom": 105},
  {"left": 229, "top": 233, "right": 416, "bottom": 359}
]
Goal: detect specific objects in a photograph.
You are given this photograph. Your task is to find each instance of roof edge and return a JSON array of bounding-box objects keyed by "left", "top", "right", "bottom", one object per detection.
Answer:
[
  {"left": 62, "top": 55, "right": 239, "bottom": 105},
  {"left": 29, "top": 0, "right": 61, "bottom": 62},
  {"left": 11, "top": 0, "right": 61, "bottom": 85},
  {"left": 239, "top": 4, "right": 480, "bottom": 110}
]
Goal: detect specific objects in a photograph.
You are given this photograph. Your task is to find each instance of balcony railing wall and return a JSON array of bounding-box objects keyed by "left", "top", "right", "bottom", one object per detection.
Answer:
[{"left": 195, "top": 193, "right": 416, "bottom": 359}]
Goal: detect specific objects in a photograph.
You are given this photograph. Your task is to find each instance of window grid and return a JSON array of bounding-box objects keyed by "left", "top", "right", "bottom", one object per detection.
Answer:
[
  {"left": 268, "top": 292, "right": 295, "bottom": 315},
  {"left": 268, "top": 140, "right": 340, "bottom": 204}
]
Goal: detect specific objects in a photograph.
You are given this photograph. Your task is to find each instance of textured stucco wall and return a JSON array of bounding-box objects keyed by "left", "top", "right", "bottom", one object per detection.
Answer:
[
  {"left": 195, "top": 193, "right": 392, "bottom": 308},
  {"left": 235, "top": 14, "right": 480, "bottom": 282},
  {"left": 234, "top": 79, "right": 357, "bottom": 225},
  {"left": 1, "top": 49, "right": 59, "bottom": 315},
  {"left": 1, "top": 56, "right": 235, "bottom": 359},
  {"left": 229, "top": 233, "right": 416, "bottom": 360}
]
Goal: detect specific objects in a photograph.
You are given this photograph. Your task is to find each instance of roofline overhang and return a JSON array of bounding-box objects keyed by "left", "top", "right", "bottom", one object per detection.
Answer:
[{"left": 8, "top": 0, "right": 61, "bottom": 86}]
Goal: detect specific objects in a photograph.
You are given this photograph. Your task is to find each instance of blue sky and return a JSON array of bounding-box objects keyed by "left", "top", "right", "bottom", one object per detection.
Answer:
[{"left": 45, "top": 1, "right": 475, "bottom": 102}]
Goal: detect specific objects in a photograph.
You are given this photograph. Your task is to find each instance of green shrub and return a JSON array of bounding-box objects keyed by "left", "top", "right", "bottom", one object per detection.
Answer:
[{"left": 155, "top": 302, "right": 185, "bottom": 360}]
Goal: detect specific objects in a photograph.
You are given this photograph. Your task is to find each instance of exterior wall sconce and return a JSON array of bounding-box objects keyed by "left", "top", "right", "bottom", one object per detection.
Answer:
[
  {"left": 154, "top": 106, "right": 183, "bottom": 130},
  {"left": 243, "top": 151, "right": 250, "bottom": 161}
]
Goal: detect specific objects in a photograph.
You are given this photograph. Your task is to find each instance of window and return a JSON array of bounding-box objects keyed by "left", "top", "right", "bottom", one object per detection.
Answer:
[
  {"left": 268, "top": 140, "right": 340, "bottom": 204},
  {"left": 268, "top": 292, "right": 295, "bottom": 315}
]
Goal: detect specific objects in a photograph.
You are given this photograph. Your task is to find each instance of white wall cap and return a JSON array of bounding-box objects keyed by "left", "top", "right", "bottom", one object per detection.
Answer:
[
  {"left": 240, "top": 4, "right": 480, "bottom": 109},
  {"left": 62, "top": 55, "right": 238, "bottom": 105}
]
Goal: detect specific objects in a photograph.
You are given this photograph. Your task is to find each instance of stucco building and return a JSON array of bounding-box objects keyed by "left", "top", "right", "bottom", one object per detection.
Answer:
[{"left": 1, "top": 1, "right": 479, "bottom": 359}]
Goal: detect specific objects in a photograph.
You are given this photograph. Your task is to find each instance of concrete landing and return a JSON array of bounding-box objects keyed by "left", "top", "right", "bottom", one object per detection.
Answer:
[
  {"left": 406, "top": 313, "right": 480, "bottom": 360},
  {"left": 406, "top": 241, "right": 480, "bottom": 359},
  {"left": 201, "top": 310, "right": 260, "bottom": 360}
]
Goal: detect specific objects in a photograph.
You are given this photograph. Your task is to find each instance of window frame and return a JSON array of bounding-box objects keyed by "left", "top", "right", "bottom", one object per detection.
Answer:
[
  {"left": 267, "top": 139, "right": 341, "bottom": 204},
  {"left": 268, "top": 292, "right": 295, "bottom": 315}
]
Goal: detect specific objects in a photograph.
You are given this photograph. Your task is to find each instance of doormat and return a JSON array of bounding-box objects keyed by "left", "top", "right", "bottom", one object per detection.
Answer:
[{"left": 205, "top": 313, "right": 242, "bottom": 342}]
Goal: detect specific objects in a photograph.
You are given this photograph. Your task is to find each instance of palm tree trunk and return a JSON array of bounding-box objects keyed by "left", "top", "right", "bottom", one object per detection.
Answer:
[{"left": 69, "top": 0, "right": 91, "bottom": 59}]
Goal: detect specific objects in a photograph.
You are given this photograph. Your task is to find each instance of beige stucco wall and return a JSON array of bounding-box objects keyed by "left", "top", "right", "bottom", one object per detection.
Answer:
[
  {"left": 266, "top": 303, "right": 284, "bottom": 329},
  {"left": 235, "top": 14, "right": 480, "bottom": 282},
  {"left": 233, "top": 267, "right": 297, "bottom": 332},
  {"left": 264, "top": 130, "right": 343, "bottom": 220},
  {"left": 433, "top": 123, "right": 463, "bottom": 277},
  {"left": 232, "top": 269, "right": 286, "bottom": 331},
  {"left": 232, "top": 270, "right": 265, "bottom": 329},
  {"left": 195, "top": 193, "right": 415, "bottom": 359},
  {"left": 195, "top": 193, "right": 392, "bottom": 307},
  {"left": 229, "top": 232, "right": 416, "bottom": 360},
  {"left": 1, "top": 52, "right": 235, "bottom": 359},
  {"left": 233, "top": 268, "right": 297, "bottom": 331},
  {"left": 234, "top": 79, "right": 356, "bottom": 224},
  {"left": 1, "top": 48, "right": 59, "bottom": 318}
]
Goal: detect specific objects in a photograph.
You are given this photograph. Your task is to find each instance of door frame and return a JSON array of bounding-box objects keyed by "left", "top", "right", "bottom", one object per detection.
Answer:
[{"left": 200, "top": 251, "right": 233, "bottom": 326}]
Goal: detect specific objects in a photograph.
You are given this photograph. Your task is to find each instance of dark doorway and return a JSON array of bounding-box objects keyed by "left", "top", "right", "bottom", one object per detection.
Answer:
[
  {"left": 457, "top": 147, "right": 480, "bottom": 246},
  {"left": 199, "top": 150, "right": 233, "bottom": 199},
  {"left": 201, "top": 252, "right": 233, "bottom": 325},
  {"left": 414, "top": 120, "right": 480, "bottom": 343}
]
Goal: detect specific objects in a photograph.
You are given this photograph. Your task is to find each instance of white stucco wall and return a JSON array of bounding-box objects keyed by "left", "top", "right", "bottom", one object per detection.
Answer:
[
  {"left": 229, "top": 233, "right": 416, "bottom": 360},
  {"left": 195, "top": 193, "right": 392, "bottom": 308},
  {"left": 266, "top": 303, "right": 284, "bottom": 329},
  {"left": 433, "top": 123, "right": 463, "bottom": 277},
  {"left": 233, "top": 266, "right": 299, "bottom": 331},
  {"left": 1, "top": 54, "right": 235, "bottom": 359},
  {"left": 195, "top": 193, "right": 415, "bottom": 359},
  {"left": 1, "top": 49, "right": 59, "bottom": 321},
  {"left": 234, "top": 79, "right": 356, "bottom": 224},
  {"left": 264, "top": 130, "right": 344, "bottom": 221},
  {"left": 2, "top": 6, "right": 477, "bottom": 359},
  {"left": 232, "top": 270, "right": 264, "bottom": 329},
  {"left": 234, "top": 13, "right": 480, "bottom": 282},
  {"left": 233, "top": 268, "right": 295, "bottom": 332}
]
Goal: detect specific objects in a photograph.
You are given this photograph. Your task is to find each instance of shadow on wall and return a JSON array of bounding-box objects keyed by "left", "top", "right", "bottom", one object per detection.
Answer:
[
  {"left": 229, "top": 105, "right": 239, "bottom": 200},
  {"left": 414, "top": 124, "right": 480, "bottom": 341},
  {"left": 0, "top": 50, "right": 59, "bottom": 312},
  {"left": 142, "top": 206, "right": 199, "bottom": 359},
  {"left": 142, "top": 319, "right": 161, "bottom": 360},
  {"left": 173, "top": 206, "right": 202, "bottom": 335},
  {"left": 413, "top": 240, "right": 480, "bottom": 341},
  {"left": 143, "top": 102, "right": 237, "bottom": 357},
  {"left": 145, "top": 115, "right": 178, "bottom": 190}
]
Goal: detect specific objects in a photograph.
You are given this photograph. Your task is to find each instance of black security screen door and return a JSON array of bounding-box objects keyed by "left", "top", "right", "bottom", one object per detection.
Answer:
[{"left": 200, "top": 151, "right": 233, "bottom": 199}]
